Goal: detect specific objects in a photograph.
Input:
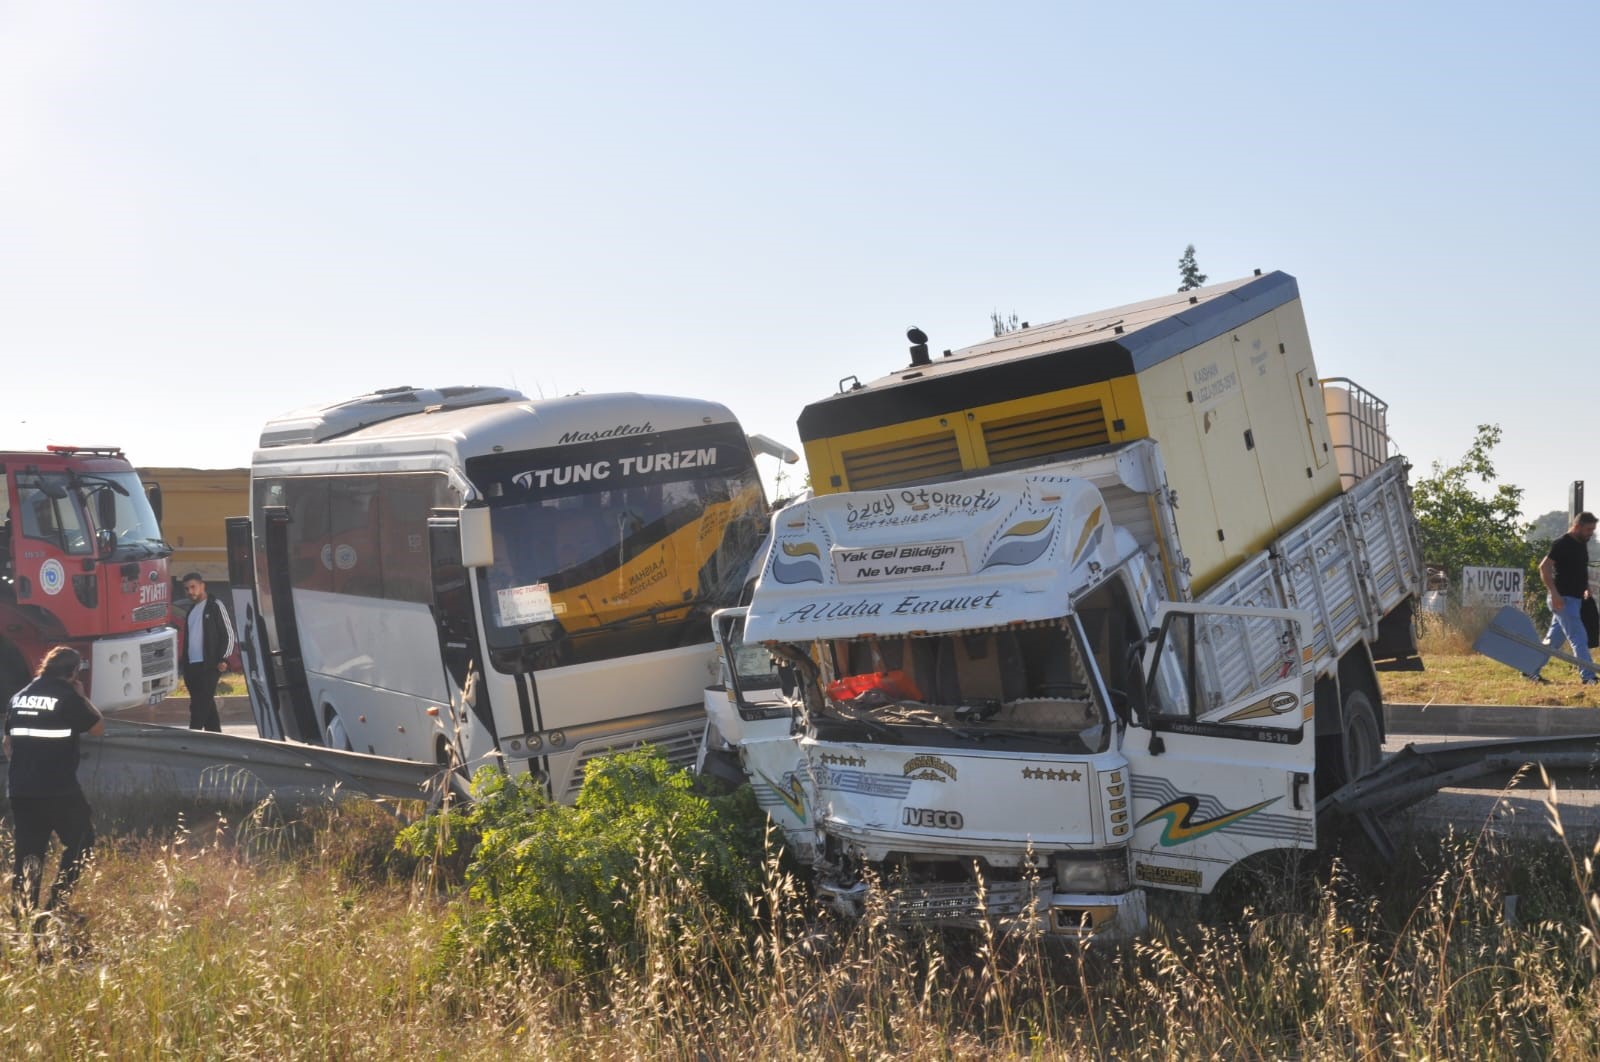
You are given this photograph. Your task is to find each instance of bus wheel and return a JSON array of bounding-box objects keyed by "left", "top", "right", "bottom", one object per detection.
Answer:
[{"left": 324, "top": 706, "right": 354, "bottom": 752}]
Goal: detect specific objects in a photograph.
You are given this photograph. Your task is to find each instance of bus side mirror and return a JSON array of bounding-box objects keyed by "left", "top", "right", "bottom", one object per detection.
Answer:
[{"left": 459, "top": 505, "right": 494, "bottom": 569}]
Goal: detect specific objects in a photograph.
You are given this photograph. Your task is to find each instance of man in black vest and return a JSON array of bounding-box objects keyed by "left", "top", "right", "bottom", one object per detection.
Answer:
[
  {"left": 181, "top": 572, "right": 237, "bottom": 732},
  {"left": 5, "top": 645, "right": 104, "bottom": 916}
]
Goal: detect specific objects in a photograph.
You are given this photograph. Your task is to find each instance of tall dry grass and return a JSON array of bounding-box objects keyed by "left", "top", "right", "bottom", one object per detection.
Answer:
[{"left": 2, "top": 780, "right": 1599, "bottom": 1059}]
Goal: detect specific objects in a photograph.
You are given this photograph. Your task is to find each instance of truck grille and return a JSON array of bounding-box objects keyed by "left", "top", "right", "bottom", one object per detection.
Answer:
[
  {"left": 132, "top": 603, "right": 168, "bottom": 623},
  {"left": 884, "top": 880, "right": 1041, "bottom": 923},
  {"left": 141, "top": 635, "right": 175, "bottom": 677},
  {"left": 557, "top": 725, "right": 702, "bottom": 803},
  {"left": 840, "top": 429, "right": 962, "bottom": 490}
]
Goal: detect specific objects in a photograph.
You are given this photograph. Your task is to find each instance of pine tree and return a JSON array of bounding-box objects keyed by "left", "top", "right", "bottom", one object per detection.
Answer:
[{"left": 1177, "top": 244, "right": 1207, "bottom": 292}]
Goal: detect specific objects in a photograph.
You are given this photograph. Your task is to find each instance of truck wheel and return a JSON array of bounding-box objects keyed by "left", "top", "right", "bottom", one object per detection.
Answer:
[{"left": 1336, "top": 690, "right": 1382, "bottom": 787}]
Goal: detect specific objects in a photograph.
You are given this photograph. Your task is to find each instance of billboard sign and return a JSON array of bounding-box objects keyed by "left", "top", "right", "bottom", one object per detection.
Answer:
[{"left": 1462, "top": 566, "right": 1524, "bottom": 608}]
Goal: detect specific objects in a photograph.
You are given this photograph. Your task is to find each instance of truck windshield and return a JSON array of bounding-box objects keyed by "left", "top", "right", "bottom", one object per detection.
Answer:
[
  {"left": 78, "top": 471, "right": 168, "bottom": 558},
  {"left": 466, "top": 422, "right": 768, "bottom": 670},
  {"left": 808, "top": 622, "right": 1110, "bottom": 753}
]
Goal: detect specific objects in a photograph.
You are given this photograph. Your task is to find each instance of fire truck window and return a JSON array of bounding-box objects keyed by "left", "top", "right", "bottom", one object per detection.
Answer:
[{"left": 17, "top": 475, "right": 92, "bottom": 556}]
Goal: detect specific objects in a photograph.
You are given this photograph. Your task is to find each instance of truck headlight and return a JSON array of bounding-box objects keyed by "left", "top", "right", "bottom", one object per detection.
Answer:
[{"left": 1052, "top": 848, "right": 1132, "bottom": 894}]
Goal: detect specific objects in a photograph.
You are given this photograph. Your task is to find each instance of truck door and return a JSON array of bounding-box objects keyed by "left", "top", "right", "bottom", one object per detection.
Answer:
[{"left": 1120, "top": 603, "right": 1316, "bottom": 895}]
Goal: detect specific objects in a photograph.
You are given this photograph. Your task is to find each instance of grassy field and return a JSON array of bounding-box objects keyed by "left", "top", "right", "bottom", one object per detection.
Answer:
[
  {"left": 2, "top": 795, "right": 1598, "bottom": 1058},
  {"left": 1381, "top": 611, "right": 1600, "bottom": 708}
]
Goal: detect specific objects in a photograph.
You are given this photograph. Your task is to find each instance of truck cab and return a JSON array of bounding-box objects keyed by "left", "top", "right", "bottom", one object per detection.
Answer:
[
  {"left": 722, "top": 470, "right": 1317, "bottom": 940},
  {"left": 0, "top": 447, "right": 179, "bottom": 710}
]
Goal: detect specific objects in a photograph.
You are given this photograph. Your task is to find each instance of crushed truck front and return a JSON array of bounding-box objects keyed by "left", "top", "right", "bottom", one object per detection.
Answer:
[{"left": 738, "top": 471, "right": 1163, "bottom": 938}]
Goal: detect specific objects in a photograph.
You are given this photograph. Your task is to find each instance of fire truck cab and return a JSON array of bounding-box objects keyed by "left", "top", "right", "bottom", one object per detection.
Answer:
[{"left": 0, "top": 446, "right": 179, "bottom": 711}]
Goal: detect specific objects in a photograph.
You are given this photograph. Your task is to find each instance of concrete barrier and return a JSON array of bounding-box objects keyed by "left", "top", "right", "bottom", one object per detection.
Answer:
[{"left": 1387, "top": 702, "right": 1600, "bottom": 738}]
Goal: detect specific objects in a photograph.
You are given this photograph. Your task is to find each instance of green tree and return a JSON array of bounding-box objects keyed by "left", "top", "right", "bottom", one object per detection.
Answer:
[
  {"left": 1177, "top": 244, "right": 1207, "bottom": 291},
  {"left": 1411, "top": 425, "right": 1531, "bottom": 590}
]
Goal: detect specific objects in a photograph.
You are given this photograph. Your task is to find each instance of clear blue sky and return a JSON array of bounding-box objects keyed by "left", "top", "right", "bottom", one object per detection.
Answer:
[{"left": 3, "top": 1, "right": 1595, "bottom": 519}]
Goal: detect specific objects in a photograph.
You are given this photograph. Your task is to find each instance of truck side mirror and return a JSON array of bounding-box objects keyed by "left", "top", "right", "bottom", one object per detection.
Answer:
[
  {"left": 146, "top": 483, "right": 163, "bottom": 523},
  {"left": 458, "top": 505, "right": 494, "bottom": 569},
  {"left": 95, "top": 488, "right": 118, "bottom": 555}
]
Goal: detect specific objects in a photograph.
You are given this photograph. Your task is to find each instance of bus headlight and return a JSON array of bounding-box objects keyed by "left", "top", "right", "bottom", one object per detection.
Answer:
[{"left": 1052, "top": 848, "right": 1132, "bottom": 894}]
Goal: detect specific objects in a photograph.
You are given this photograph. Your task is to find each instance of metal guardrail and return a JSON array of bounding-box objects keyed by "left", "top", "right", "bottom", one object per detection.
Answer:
[
  {"left": 66, "top": 719, "right": 445, "bottom": 808},
  {"left": 1320, "top": 731, "right": 1600, "bottom": 860}
]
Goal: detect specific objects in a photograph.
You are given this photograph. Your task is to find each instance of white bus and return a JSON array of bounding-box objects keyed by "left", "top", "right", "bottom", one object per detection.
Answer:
[{"left": 226, "top": 386, "right": 777, "bottom": 799}]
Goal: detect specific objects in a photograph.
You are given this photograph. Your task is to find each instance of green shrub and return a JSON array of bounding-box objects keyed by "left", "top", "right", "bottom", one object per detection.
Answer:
[{"left": 398, "top": 746, "right": 768, "bottom": 976}]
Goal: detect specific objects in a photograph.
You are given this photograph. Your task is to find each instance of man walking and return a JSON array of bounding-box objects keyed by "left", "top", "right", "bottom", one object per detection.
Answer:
[
  {"left": 180, "top": 573, "right": 236, "bottom": 731},
  {"left": 1535, "top": 512, "right": 1599, "bottom": 685}
]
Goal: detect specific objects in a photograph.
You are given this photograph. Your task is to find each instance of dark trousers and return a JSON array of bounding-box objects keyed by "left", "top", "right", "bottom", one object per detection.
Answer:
[
  {"left": 10, "top": 791, "right": 94, "bottom": 911},
  {"left": 185, "top": 662, "right": 222, "bottom": 732}
]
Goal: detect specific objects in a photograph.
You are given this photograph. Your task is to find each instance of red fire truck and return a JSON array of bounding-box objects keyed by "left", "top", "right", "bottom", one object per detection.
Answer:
[{"left": 0, "top": 446, "right": 179, "bottom": 710}]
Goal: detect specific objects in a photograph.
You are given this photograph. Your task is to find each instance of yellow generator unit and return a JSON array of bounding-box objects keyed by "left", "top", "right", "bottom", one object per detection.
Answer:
[{"left": 797, "top": 271, "right": 1346, "bottom": 594}]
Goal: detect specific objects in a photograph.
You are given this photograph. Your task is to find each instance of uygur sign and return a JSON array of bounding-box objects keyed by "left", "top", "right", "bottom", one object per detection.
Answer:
[{"left": 1461, "top": 566, "right": 1524, "bottom": 607}]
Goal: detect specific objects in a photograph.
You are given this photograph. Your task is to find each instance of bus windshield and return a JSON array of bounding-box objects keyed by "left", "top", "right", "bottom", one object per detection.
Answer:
[{"left": 467, "top": 422, "right": 768, "bottom": 669}]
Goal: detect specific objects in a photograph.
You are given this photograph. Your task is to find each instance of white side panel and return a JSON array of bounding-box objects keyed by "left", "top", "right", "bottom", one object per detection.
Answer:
[
  {"left": 294, "top": 592, "right": 448, "bottom": 699},
  {"left": 1272, "top": 500, "right": 1367, "bottom": 663},
  {"left": 523, "top": 644, "right": 720, "bottom": 799},
  {"left": 531, "top": 643, "right": 717, "bottom": 732},
  {"left": 1346, "top": 458, "right": 1424, "bottom": 617},
  {"left": 1198, "top": 455, "right": 1421, "bottom": 682},
  {"left": 293, "top": 591, "right": 447, "bottom": 760}
]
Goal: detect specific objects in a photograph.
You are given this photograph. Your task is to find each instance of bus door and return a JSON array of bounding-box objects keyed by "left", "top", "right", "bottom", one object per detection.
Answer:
[
  {"left": 257, "top": 505, "right": 321, "bottom": 743},
  {"left": 226, "top": 516, "right": 282, "bottom": 741},
  {"left": 427, "top": 508, "right": 499, "bottom": 770}
]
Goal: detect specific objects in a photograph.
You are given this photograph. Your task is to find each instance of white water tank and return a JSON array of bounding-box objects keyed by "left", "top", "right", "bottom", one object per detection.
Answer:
[{"left": 1322, "top": 380, "right": 1391, "bottom": 489}]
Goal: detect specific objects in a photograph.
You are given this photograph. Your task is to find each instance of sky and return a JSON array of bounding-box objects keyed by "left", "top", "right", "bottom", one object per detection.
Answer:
[{"left": 2, "top": 1, "right": 1596, "bottom": 517}]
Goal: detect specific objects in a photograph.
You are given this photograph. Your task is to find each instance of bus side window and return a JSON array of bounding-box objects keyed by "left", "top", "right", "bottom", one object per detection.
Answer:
[
  {"left": 285, "top": 479, "right": 333, "bottom": 593},
  {"left": 378, "top": 473, "right": 447, "bottom": 604}
]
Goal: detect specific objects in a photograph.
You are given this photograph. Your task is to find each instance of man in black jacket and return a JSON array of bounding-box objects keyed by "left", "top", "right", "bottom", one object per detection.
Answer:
[{"left": 180, "top": 573, "right": 237, "bottom": 732}]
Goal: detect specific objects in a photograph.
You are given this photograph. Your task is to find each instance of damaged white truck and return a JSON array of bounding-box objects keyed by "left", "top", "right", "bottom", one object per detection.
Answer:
[{"left": 703, "top": 271, "right": 1426, "bottom": 940}]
